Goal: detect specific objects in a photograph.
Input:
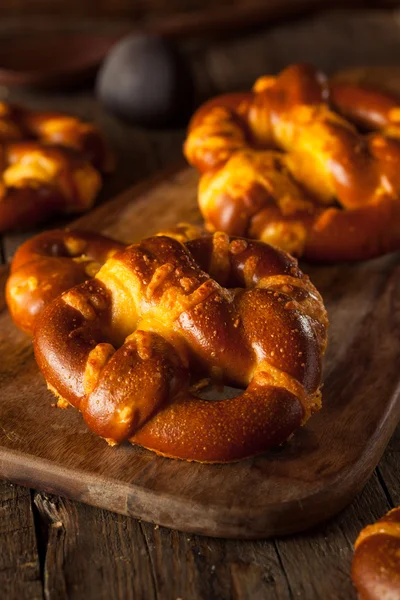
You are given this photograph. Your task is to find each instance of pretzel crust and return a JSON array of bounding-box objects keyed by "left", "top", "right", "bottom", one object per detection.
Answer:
[
  {"left": 352, "top": 507, "right": 400, "bottom": 600},
  {"left": 184, "top": 63, "right": 400, "bottom": 261},
  {"left": 25, "top": 228, "right": 328, "bottom": 462},
  {"left": 0, "top": 103, "right": 112, "bottom": 232},
  {"left": 6, "top": 229, "right": 125, "bottom": 334}
]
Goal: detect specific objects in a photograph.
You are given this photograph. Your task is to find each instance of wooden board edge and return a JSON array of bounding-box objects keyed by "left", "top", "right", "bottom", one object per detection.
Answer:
[{"left": 0, "top": 409, "right": 395, "bottom": 541}]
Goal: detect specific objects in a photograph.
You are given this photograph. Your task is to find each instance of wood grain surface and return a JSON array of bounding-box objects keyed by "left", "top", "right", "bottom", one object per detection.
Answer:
[{"left": 0, "top": 165, "right": 399, "bottom": 538}]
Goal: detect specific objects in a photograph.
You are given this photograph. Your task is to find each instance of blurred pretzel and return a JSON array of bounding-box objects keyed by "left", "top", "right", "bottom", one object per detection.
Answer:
[
  {"left": 0, "top": 102, "right": 113, "bottom": 233},
  {"left": 185, "top": 63, "right": 400, "bottom": 261}
]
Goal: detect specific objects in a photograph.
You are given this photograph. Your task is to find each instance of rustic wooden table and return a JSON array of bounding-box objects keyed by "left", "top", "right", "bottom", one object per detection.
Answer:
[{"left": 1, "top": 10, "right": 400, "bottom": 599}]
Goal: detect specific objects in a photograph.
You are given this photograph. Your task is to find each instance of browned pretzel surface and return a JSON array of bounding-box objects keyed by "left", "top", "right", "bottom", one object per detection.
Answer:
[
  {"left": 352, "top": 507, "right": 400, "bottom": 600},
  {"left": 6, "top": 229, "right": 124, "bottom": 334},
  {"left": 7, "top": 227, "right": 328, "bottom": 462},
  {"left": 184, "top": 64, "right": 400, "bottom": 261}
]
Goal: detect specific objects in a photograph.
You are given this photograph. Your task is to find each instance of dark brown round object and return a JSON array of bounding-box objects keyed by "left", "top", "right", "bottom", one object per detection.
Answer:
[{"left": 96, "top": 34, "right": 194, "bottom": 127}]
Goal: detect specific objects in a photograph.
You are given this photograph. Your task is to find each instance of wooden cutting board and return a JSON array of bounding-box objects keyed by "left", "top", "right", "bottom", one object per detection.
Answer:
[{"left": 0, "top": 165, "right": 400, "bottom": 539}]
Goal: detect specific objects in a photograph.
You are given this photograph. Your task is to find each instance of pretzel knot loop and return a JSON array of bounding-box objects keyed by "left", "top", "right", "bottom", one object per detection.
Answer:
[
  {"left": 184, "top": 63, "right": 400, "bottom": 261},
  {"left": 6, "top": 229, "right": 125, "bottom": 334},
  {"left": 25, "top": 229, "right": 328, "bottom": 463}
]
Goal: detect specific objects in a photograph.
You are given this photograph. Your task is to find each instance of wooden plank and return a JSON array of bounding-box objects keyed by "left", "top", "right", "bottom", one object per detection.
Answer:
[
  {"left": 0, "top": 481, "right": 42, "bottom": 600},
  {"left": 274, "top": 472, "right": 392, "bottom": 600},
  {"left": 0, "top": 165, "right": 399, "bottom": 539},
  {"left": 377, "top": 426, "right": 400, "bottom": 507},
  {"left": 137, "top": 520, "right": 291, "bottom": 600},
  {"left": 32, "top": 491, "right": 291, "bottom": 600},
  {"left": 32, "top": 493, "right": 156, "bottom": 600}
]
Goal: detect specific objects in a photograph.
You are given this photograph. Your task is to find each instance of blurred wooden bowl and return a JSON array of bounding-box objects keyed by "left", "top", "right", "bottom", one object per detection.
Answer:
[
  {"left": 0, "top": 33, "right": 119, "bottom": 88},
  {"left": 332, "top": 66, "right": 400, "bottom": 96}
]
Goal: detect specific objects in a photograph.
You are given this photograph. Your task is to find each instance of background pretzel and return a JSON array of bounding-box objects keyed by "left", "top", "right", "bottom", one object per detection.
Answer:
[
  {"left": 352, "top": 507, "right": 400, "bottom": 599},
  {"left": 6, "top": 229, "right": 125, "bottom": 334},
  {"left": 28, "top": 229, "right": 328, "bottom": 462},
  {"left": 0, "top": 102, "right": 112, "bottom": 232},
  {"left": 184, "top": 63, "right": 400, "bottom": 261}
]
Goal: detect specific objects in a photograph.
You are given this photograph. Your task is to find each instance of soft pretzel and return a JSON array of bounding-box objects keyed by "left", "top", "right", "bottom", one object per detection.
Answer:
[
  {"left": 0, "top": 102, "right": 112, "bottom": 232},
  {"left": 352, "top": 507, "right": 400, "bottom": 599},
  {"left": 184, "top": 63, "right": 400, "bottom": 261},
  {"left": 6, "top": 229, "right": 125, "bottom": 334},
  {"left": 22, "top": 228, "right": 328, "bottom": 462}
]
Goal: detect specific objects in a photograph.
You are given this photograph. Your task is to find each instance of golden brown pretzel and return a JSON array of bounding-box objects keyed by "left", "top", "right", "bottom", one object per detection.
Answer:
[
  {"left": 6, "top": 229, "right": 125, "bottom": 334},
  {"left": 0, "top": 102, "right": 112, "bottom": 233},
  {"left": 28, "top": 229, "right": 327, "bottom": 462},
  {"left": 22, "top": 113, "right": 113, "bottom": 174},
  {"left": 184, "top": 63, "right": 400, "bottom": 261},
  {"left": 352, "top": 507, "right": 400, "bottom": 599},
  {"left": 0, "top": 102, "right": 113, "bottom": 172}
]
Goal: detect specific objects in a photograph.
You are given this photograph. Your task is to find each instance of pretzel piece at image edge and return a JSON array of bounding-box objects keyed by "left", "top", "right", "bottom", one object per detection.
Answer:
[
  {"left": 184, "top": 63, "right": 400, "bottom": 261},
  {"left": 10, "top": 227, "right": 328, "bottom": 462},
  {"left": 352, "top": 507, "right": 400, "bottom": 600}
]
